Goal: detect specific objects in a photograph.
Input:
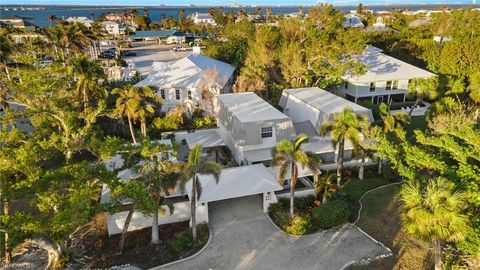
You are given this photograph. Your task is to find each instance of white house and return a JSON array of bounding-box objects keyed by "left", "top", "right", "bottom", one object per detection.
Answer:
[
  {"left": 66, "top": 16, "right": 94, "bottom": 28},
  {"left": 279, "top": 87, "right": 374, "bottom": 162},
  {"left": 339, "top": 46, "right": 436, "bottom": 104},
  {"left": 189, "top": 12, "right": 217, "bottom": 26},
  {"left": 101, "top": 21, "right": 133, "bottom": 35},
  {"left": 343, "top": 14, "right": 365, "bottom": 28},
  {"left": 216, "top": 92, "right": 297, "bottom": 165},
  {"left": 135, "top": 54, "right": 235, "bottom": 112}
]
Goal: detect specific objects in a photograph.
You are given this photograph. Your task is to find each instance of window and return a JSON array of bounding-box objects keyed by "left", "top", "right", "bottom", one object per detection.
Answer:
[
  {"left": 369, "top": 82, "right": 376, "bottom": 92},
  {"left": 261, "top": 127, "right": 273, "bottom": 138},
  {"left": 175, "top": 89, "right": 180, "bottom": 100},
  {"left": 392, "top": 80, "right": 399, "bottom": 90},
  {"left": 187, "top": 90, "right": 192, "bottom": 100},
  {"left": 344, "top": 81, "right": 348, "bottom": 89},
  {"left": 386, "top": 81, "right": 392, "bottom": 91},
  {"left": 160, "top": 89, "right": 166, "bottom": 99}
]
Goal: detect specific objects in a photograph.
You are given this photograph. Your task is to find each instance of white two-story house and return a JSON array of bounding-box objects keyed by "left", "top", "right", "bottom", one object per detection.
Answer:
[
  {"left": 101, "top": 21, "right": 134, "bottom": 36},
  {"left": 340, "top": 46, "right": 436, "bottom": 104},
  {"left": 189, "top": 12, "right": 217, "bottom": 26},
  {"left": 135, "top": 53, "right": 235, "bottom": 113},
  {"left": 216, "top": 92, "right": 297, "bottom": 165},
  {"left": 279, "top": 87, "right": 374, "bottom": 162}
]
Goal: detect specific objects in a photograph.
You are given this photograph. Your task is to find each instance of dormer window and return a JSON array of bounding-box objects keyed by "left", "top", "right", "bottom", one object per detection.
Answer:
[
  {"left": 261, "top": 127, "right": 273, "bottom": 138},
  {"left": 369, "top": 82, "right": 376, "bottom": 92}
]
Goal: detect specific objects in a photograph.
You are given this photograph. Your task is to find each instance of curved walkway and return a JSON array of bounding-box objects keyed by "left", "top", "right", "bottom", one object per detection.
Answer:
[{"left": 157, "top": 195, "right": 390, "bottom": 270}]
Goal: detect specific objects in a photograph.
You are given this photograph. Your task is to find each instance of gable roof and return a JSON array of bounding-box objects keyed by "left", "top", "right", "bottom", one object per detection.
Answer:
[
  {"left": 217, "top": 92, "right": 289, "bottom": 123},
  {"left": 282, "top": 87, "right": 373, "bottom": 118},
  {"left": 343, "top": 47, "right": 436, "bottom": 83},
  {"left": 135, "top": 54, "right": 235, "bottom": 89},
  {"left": 186, "top": 164, "right": 282, "bottom": 203},
  {"left": 280, "top": 87, "right": 374, "bottom": 131}
]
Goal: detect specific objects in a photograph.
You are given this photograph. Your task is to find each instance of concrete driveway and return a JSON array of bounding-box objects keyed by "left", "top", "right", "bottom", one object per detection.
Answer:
[{"left": 161, "top": 195, "right": 390, "bottom": 270}]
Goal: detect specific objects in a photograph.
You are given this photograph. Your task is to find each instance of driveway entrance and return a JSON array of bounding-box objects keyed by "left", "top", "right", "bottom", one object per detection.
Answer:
[{"left": 160, "top": 196, "right": 391, "bottom": 270}]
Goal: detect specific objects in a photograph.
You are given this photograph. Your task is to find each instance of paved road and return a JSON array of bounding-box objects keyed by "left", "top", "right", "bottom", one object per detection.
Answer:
[
  {"left": 159, "top": 195, "right": 390, "bottom": 270},
  {"left": 122, "top": 44, "right": 191, "bottom": 75}
]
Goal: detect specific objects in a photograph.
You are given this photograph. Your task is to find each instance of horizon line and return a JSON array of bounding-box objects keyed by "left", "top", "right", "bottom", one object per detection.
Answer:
[{"left": 1, "top": 2, "right": 478, "bottom": 7}]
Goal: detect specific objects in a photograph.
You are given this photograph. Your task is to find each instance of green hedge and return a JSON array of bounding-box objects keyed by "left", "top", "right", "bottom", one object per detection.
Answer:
[{"left": 312, "top": 200, "right": 351, "bottom": 229}]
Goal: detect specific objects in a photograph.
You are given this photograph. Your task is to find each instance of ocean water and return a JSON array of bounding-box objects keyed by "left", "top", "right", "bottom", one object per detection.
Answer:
[{"left": 1, "top": 4, "right": 479, "bottom": 27}]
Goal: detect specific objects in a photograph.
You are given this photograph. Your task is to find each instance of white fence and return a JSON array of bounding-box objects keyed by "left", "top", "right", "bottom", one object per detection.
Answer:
[{"left": 107, "top": 201, "right": 208, "bottom": 236}]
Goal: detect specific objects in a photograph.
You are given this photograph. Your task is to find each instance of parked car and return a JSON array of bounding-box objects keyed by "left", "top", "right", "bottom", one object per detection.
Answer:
[
  {"left": 39, "top": 56, "right": 54, "bottom": 67},
  {"left": 172, "top": 46, "right": 192, "bottom": 52},
  {"left": 100, "top": 51, "right": 115, "bottom": 59},
  {"left": 122, "top": 51, "right": 137, "bottom": 57}
]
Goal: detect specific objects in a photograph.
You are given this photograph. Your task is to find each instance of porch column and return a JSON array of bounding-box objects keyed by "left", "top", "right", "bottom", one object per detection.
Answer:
[{"left": 403, "top": 93, "right": 406, "bottom": 102}]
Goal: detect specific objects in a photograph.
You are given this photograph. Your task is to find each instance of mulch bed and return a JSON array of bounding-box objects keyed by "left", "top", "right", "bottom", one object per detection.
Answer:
[{"left": 82, "top": 219, "right": 209, "bottom": 269}]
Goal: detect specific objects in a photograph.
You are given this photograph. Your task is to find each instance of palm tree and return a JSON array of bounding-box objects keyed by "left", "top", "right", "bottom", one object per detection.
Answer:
[
  {"left": 407, "top": 77, "right": 439, "bottom": 116},
  {"left": 113, "top": 85, "right": 161, "bottom": 142},
  {"left": 134, "top": 86, "right": 161, "bottom": 137},
  {"left": 137, "top": 142, "right": 183, "bottom": 244},
  {"left": 68, "top": 55, "right": 106, "bottom": 113},
  {"left": 271, "top": 134, "right": 321, "bottom": 217},
  {"left": 379, "top": 103, "right": 410, "bottom": 140},
  {"left": 315, "top": 172, "right": 336, "bottom": 203},
  {"left": 47, "top": 14, "right": 58, "bottom": 26},
  {"left": 319, "top": 108, "right": 369, "bottom": 186},
  {"left": 376, "top": 103, "right": 410, "bottom": 174},
  {"left": 113, "top": 85, "right": 142, "bottom": 143},
  {"left": 400, "top": 177, "right": 468, "bottom": 270},
  {"left": 180, "top": 144, "right": 221, "bottom": 241}
]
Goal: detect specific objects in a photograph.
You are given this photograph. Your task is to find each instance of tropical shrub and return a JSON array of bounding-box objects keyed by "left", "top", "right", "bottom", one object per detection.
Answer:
[
  {"left": 169, "top": 224, "right": 209, "bottom": 253},
  {"left": 312, "top": 200, "right": 351, "bottom": 229},
  {"left": 284, "top": 215, "right": 312, "bottom": 235},
  {"left": 294, "top": 195, "right": 316, "bottom": 213}
]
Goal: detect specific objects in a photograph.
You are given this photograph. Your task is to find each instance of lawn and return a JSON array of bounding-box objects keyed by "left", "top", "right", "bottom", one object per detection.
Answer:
[{"left": 347, "top": 184, "right": 432, "bottom": 270}]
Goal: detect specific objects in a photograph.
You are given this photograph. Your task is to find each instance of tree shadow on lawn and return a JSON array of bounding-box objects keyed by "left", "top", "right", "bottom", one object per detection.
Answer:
[{"left": 348, "top": 185, "right": 433, "bottom": 270}]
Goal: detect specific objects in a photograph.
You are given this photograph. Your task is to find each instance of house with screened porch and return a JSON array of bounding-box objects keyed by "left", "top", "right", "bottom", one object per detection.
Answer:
[{"left": 339, "top": 46, "right": 436, "bottom": 104}]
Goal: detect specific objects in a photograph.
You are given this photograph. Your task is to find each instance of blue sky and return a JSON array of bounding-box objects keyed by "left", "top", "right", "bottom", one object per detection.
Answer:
[{"left": 1, "top": 0, "right": 476, "bottom": 6}]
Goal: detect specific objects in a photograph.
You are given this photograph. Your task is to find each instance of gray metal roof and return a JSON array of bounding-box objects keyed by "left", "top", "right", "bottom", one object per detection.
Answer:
[
  {"left": 183, "top": 129, "right": 225, "bottom": 149},
  {"left": 282, "top": 87, "right": 374, "bottom": 119},
  {"left": 343, "top": 47, "right": 436, "bottom": 83},
  {"left": 217, "top": 92, "right": 289, "bottom": 123}
]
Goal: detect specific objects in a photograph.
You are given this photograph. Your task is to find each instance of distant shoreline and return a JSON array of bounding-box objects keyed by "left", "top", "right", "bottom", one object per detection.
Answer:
[{"left": 1, "top": 3, "right": 479, "bottom": 8}]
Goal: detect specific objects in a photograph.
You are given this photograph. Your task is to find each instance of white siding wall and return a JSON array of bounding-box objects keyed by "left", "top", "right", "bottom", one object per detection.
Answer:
[
  {"left": 218, "top": 122, "right": 244, "bottom": 164},
  {"left": 107, "top": 201, "right": 208, "bottom": 236},
  {"left": 283, "top": 95, "right": 320, "bottom": 127},
  {"left": 159, "top": 87, "right": 203, "bottom": 111},
  {"left": 352, "top": 79, "right": 409, "bottom": 98}
]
